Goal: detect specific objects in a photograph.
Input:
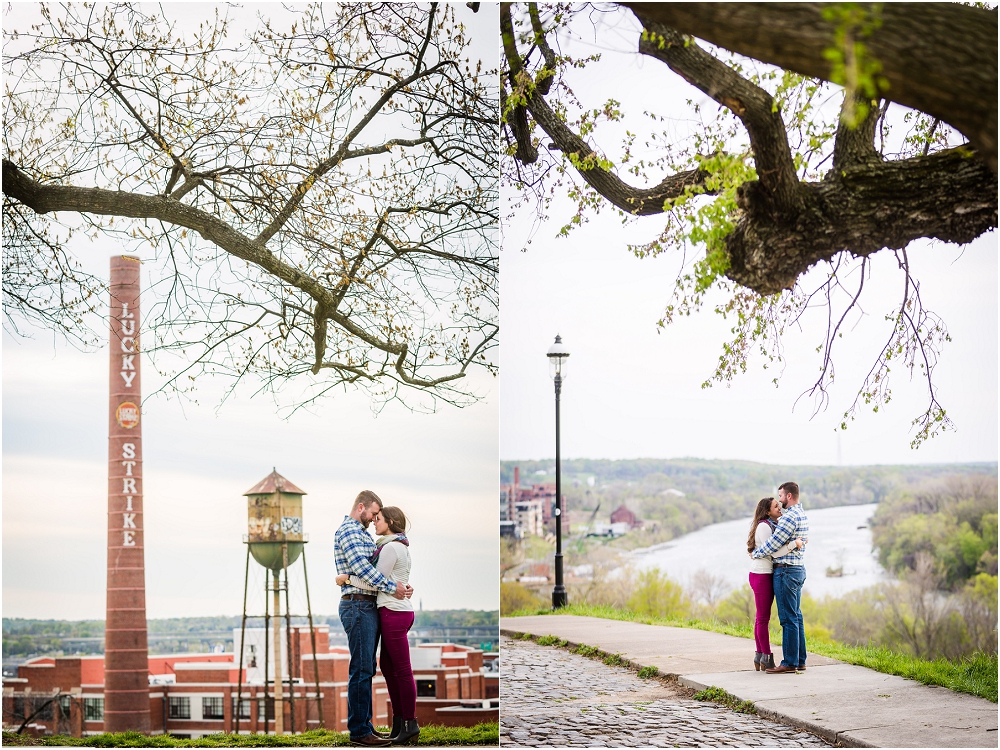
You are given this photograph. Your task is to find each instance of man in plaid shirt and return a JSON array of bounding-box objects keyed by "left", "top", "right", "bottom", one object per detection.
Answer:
[
  {"left": 335, "top": 490, "right": 412, "bottom": 746},
  {"left": 752, "top": 481, "right": 809, "bottom": 674}
]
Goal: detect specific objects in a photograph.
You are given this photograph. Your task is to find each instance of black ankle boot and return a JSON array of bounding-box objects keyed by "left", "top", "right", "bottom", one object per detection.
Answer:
[
  {"left": 754, "top": 652, "right": 763, "bottom": 671},
  {"left": 388, "top": 716, "right": 403, "bottom": 741},
  {"left": 391, "top": 719, "right": 419, "bottom": 745},
  {"left": 761, "top": 653, "right": 776, "bottom": 670}
]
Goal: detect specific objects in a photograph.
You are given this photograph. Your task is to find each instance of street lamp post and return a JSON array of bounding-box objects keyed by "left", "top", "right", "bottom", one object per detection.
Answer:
[{"left": 547, "top": 335, "right": 570, "bottom": 609}]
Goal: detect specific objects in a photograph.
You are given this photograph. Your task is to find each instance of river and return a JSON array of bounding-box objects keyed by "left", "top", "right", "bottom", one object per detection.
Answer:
[{"left": 631, "top": 503, "right": 892, "bottom": 599}]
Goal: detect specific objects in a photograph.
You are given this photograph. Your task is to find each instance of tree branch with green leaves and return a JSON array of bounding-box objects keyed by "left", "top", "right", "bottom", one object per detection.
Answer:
[{"left": 502, "top": 2, "right": 996, "bottom": 447}]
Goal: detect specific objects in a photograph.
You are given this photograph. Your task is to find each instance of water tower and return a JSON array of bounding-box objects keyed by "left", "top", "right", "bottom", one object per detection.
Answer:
[{"left": 235, "top": 470, "right": 323, "bottom": 734}]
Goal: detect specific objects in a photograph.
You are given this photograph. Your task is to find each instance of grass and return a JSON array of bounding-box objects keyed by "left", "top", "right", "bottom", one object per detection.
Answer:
[
  {"left": 693, "top": 687, "right": 756, "bottom": 714},
  {"left": 637, "top": 665, "right": 659, "bottom": 679},
  {"left": 804, "top": 639, "right": 998, "bottom": 703},
  {"left": 601, "top": 652, "right": 628, "bottom": 668},
  {"left": 505, "top": 602, "right": 999, "bottom": 703},
  {"left": 0, "top": 724, "right": 499, "bottom": 747},
  {"left": 535, "top": 634, "right": 567, "bottom": 647}
]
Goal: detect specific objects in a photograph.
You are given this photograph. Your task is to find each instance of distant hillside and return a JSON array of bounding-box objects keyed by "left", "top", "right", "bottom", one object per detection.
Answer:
[
  {"left": 502, "top": 458, "right": 998, "bottom": 542},
  {"left": 503, "top": 458, "right": 996, "bottom": 505}
]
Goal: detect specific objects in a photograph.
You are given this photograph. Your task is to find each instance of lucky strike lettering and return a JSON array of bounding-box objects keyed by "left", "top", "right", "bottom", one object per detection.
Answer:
[
  {"left": 113, "top": 286, "right": 140, "bottom": 549},
  {"left": 115, "top": 304, "right": 140, "bottom": 428},
  {"left": 112, "top": 281, "right": 142, "bottom": 549},
  {"left": 119, "top": 303, "right": 137, "bottom": 387},
  {"left": 120, "top": 442, "right": 138, "bottom": 547}
]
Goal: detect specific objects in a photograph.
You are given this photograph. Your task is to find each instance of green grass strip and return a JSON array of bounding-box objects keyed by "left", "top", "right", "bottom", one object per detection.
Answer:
[
  {"left": 601, "top": 652, "right": 628, "bottom": 668},
  {"left": 535, "top": 634, "right": 568, "bottom": 647},
  {"left": 0, "top": 724, "right": 499, "bottom": 747},
  {"left": 694, "top": 686, "right": 756, "bottom": 714},
  {"left": 506, "top": 602, "right": 998, "bottom": 703}
]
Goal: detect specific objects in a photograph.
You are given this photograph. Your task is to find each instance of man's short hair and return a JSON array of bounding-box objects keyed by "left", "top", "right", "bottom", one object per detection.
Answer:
[
  {"left": 353, "top": 489, "right": 383, "bottom": 510},
  {"left": 778, "top": 481, "right": 799, "bottom": 499}
]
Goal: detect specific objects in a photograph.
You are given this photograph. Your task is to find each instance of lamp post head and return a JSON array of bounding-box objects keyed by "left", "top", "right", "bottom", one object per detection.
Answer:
[{"left": 547, "top": 334, "right": 570, "bottom": 379}]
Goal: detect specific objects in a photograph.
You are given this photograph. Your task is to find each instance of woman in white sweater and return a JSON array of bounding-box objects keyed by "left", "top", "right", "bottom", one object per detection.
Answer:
[
  {"left": 747, "top": 497, "right": 803, "bottom": 671},
  {"left": 337, "top": 506, "right": 418, "bottom": 745}
]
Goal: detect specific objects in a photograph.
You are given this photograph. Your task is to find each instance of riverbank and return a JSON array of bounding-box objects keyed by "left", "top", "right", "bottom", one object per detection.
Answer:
[
  {"left": 504, "top": 503, "right": 893, "bottom": 609},
  {"left": 501, "top": 614, "right": 998, "bottom": 747},
  {"left": 631, "top": 503, "right": 889, "bottom": 600}
]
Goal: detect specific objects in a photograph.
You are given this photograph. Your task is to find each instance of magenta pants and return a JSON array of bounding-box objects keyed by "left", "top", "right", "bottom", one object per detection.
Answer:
[
  {"left": 379, "top": 608, "right": 416, "bottom": 720},
  {"left": 748, "top": 572, "right": 774, "bottom": 654}
]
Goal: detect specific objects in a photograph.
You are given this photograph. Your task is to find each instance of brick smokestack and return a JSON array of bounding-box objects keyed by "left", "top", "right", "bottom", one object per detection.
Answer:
[
  {"left": 105, "top": 256, "right": 150, "bottom": 732},
  {"left": 510, "top": 466, "right": 519, "bottom": 523}
]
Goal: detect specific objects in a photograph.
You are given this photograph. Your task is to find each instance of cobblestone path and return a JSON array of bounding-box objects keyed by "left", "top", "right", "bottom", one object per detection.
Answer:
[{"left": 500, "top": 636, "right": 830, "bottom": 748}]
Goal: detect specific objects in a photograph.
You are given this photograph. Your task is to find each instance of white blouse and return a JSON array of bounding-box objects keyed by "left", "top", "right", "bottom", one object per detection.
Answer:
[
  {"left": 749, "top": 521, "right": 799, "bottom": 574},
  {"left": 348, "top": 538, "right": 413, "bottom": 611}
]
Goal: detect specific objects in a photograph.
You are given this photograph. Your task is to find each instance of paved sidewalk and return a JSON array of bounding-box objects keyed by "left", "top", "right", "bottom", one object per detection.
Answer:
[
  {"left": 501, "top": 635, "right": 828, "bottom": 747},
  {"left": 501, "top": 615, "right": 998, "bottom": 748}
]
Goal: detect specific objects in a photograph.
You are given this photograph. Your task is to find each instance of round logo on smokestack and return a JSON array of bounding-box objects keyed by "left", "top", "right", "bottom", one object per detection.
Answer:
[{"left": 116, "top": 402, "right": 140, "bottom": 429}]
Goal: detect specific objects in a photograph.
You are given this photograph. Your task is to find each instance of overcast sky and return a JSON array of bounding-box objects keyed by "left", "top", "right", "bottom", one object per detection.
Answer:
[
  {"left": 4, "top": 3, "right": 997, "bottom": 626},
  {"left": 500, "top": 8, "right": 998, "bottom": 468},
  {"left": 2, "top": 2, "right": 500, "bottom": 622}
]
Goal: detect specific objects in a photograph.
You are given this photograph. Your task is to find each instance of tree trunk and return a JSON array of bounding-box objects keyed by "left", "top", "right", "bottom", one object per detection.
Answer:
[
  {"left": 728, "top": 146, "right": 997, "bottom": 294},
  {"left": 623, "top": 2, "right": 998, "bottom": 174}
]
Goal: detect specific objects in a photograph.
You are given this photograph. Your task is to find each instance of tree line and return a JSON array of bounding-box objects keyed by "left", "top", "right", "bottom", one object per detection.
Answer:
[
  {"left": 2, "top": 610, "right": 498, "bottom": 659},
  {"left": 870, "top": 476, "right": 998, "bottom": 588}
]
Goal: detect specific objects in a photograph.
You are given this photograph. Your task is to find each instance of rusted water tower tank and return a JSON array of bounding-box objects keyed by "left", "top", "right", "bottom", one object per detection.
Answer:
[{"left": 243, "top": 469, "right": 306, "bottom": 570}]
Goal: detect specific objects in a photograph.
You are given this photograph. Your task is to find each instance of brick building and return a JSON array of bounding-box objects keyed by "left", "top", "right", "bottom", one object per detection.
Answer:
[
  {"left": 501, "top": 466, "right": 561, "bottom": 538},
  {"left": 2, "top": 626, "right": 497, "bottom": 738},
  {"left": 610, "top": 504, "right": 641, "bottom": 529}
]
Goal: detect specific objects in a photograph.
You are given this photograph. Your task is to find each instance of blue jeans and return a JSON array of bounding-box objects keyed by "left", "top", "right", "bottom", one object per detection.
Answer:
[
  {"left": 340, "top": 598, "right": 380, "bottom": 738},
  {"left": 773, "top": 565, "right": 807, "bottom": 668}
]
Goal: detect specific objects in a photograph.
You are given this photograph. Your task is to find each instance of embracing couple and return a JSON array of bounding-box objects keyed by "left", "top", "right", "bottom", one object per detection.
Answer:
[
  {"left": 334, "top": 490, "right": 420, "bottom": 746},
  {"left": 747, "top": 481, "right": 810, "bottom": 674}
]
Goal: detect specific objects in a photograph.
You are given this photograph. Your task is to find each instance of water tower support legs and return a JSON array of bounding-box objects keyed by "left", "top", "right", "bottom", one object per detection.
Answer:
[
  {"left": 282, "top": 544, "right": 296, "bottom": 734},
  {"left": 272, "top": 569, "right": 284, "bottom": 734},
  {"left": 235, "top": 545, "right": 250, "bottom": 735},
  {"left": 301, "top": 547, "right": 324, "bottom": 728},
  {"left": 263, "top": 570, "right": 270, "bottom": 734}
]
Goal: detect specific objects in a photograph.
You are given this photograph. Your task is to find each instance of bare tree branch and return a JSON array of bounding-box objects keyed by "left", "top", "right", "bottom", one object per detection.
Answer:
[{"left": 3, "top": 2, "right": 498, "bottom": 409}]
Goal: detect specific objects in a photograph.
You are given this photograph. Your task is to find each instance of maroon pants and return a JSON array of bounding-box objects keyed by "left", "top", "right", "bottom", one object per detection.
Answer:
[
  {"left": 379, "top": 608, "right": 416, "bottom": 720},
  {"left": 748, "top": 572, "right": 774, "bottom": 654}
]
